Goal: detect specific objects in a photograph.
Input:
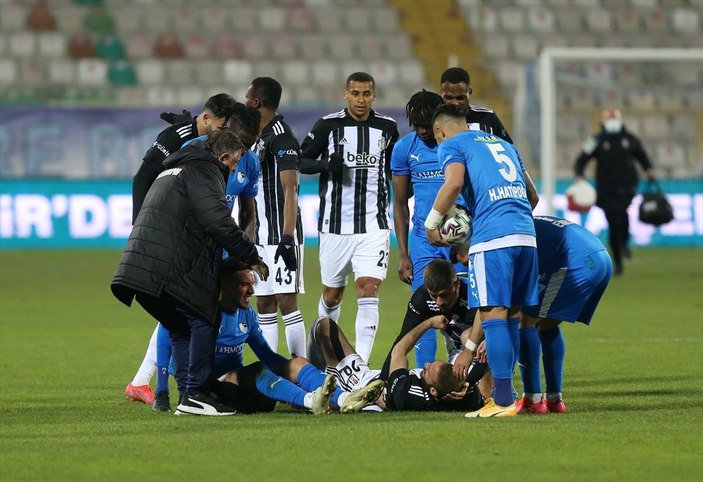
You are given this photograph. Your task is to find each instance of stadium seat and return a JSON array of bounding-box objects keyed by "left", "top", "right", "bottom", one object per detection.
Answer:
[
  {"left": 494, "top": 60, "right": 522, "bottom": 88},
  {"left": 146, "top": 86, "right": 178, "bottom": 107},
  {"left": 183, "top": 33, "right": 210, "bottom": 59},
  {"left": 211, "top": 34, "right": 241, "bottom": 59},
  {"left": 568, "top": 34, "right": 598, "bottom": 48},
  {"left": 640, "top": 115, "right": 669, "bottom": 139},
  {"left": 555, "top": 8, "right": 583, "bottom": 32},
  {"left": 330, "top": 36, "right": 356, "bottom": 59},
  {"left": 230, "top": 6, "right": 259, "bottom": 33},
  {"left": 541, "top": 33, "right": 568, "bottom": 48},
  {"left": 194, "top": 61, "right": 223, "bottom": 87},
  {"left": 512, "top": 34, "right": 539, "bottom": 60},
  {"left": 174, "top": 6, "right": 201, "bottom": 33},
  {"left": 627, "top": 90, "right": 656, "bottom": 110},
  {"left": 289, "top": 6, "right": 315, "bottom": 31},
  {"left": 142, "top": 4, "right": 172, "bottom": 34},
  {"left": 26, "top": 2, "right": 57, "bottom": 31},
  {"left": 223, "top": 59, "right": 254, "bottom": 85},
  {"left": 311, "top": 59, "right": 339, "bottom": 87},
  {"left": 37, "top": 32, "right": 67, "bottom": 59},
  {"left": 68, "top": 32, "right": 97, "bottom": 59},
  {"left": 669, "top": 114, "right": 697, "bottom": 139},
  {"left": 135, "top": 59, "right": 165, "bottom": 86},
  {"left": 165, "top": 60, "right": 194, "bottom": 86},
  {"left": 671, "top": 8, "right": 700, "bottom": 35},
  {"left": 358, "top": 36, "right": 384, "bottom": 61},
  {"left": 489, "top": 36, "right": 511, "bottom": 59},
  {"left": 585, "top": 9, "right": 613, "bottom": 32},
  {"left": 615, "top": 63, "right": 641, "bottom": 86},
  {"left": 468, "top": 6, "right": 498, "bottom": 32},
  {"left": 292, "top": 85, "right": 322, "bottom": 107},
  {"left": 314, "top": 6, "right": 345, "bottom": 32},
  {"left": 372, "top": 6, "right": 401, "bottom": 33},
  {"left": 614, "top": 9, "right": 640, "bottom": 32},
  {"left": 125, "top": 33, "right": 153, "bottom": 59},
  {"left": 655, "top": 140, "right": 687, "bottom": 176},
  {"left": 154, "top": 33, "right": 184, "bottom": 59},
  {"left": 384, "top": 33, "right": 414, "bottom": 59},
  {"left": 584, "top": 62, "right": 614, "bottom": 83},
  {"left": 96, "top": 34, "right": 126, "bottom": 60},
  {"left": 0, "top": 59, "right": 18, "bottom": 86},
  {"left": 259, "top": 6, "right": 287, "bottom": 32},
  {"left": 254, "top": 61, "right": 281, "bottom": 82},
  {"left": 9, "top": 32, "right": 36, "bottom": 58},
  {"left": 177, "top": 86, "right": 205, "bottom": 108},
  {"left": 500, "top": 7, "right": 526, "bottom": 32},
  {"left": 271, "top": 34, "right": 299, "bottom": 60},
  {"left": 77, "top": 58, "right": 108, "bottom": 86},
  {"left": 112, "top": 4, "right": 144, "bottom": 34},
  {"left": 345, "top": 7, "right": 372, "bottom": 33},
  {"left": 48, "top": 59, "right": 76, "bottom": 85},
  {"left": 83, "top": 6, "right": 116, "bottom": 33},
  {"left": 397, "top": 59, "right": 426, "bottom": 86},
  {"left": 239, "top": 34, "right": 271, "bottom": 60},
  {"left": 281, "top": 60, "right": 310, "bottom": 86},
  {"left": 368, "top": 61, "right": 398, "bottom": 85},
  {"left": 116, "top": 86, "right": 144, "bottom": 107},
  {"left": 108, "top": 60, "right": 137, "bottom": 86},
  {"left": 0, "top": 3, "right": 27, "bottom": 32},
  {"left": 595, "top": 88, "right": 623, "bottom": 109},
  {"left": 54, "top": 4, "right": 85, "bottom": 33},
  {"left": 201, "top": 6, "right": 227, "bottom": 31},
  {"left": 528, "top": 7, "right": 555, "bottom": 33},
  {"left": 340, "top": 60, "right": 368, "bottom": 80},
  {"left": 299, "top": 35, "right": 327, "bottom": 60},
  {"left": 642, "top": 7, "right": 668, "bottom": 32}
]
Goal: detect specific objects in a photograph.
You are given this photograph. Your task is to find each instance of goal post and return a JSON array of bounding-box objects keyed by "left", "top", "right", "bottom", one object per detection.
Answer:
[{"left": 538, "top": 47, "right": 703, "bottom": 215}]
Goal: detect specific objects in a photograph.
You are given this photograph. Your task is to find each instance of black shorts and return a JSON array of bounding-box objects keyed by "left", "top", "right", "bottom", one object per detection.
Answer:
[{"left": 206, "top": 362, "right": 277, "bottom": 414}]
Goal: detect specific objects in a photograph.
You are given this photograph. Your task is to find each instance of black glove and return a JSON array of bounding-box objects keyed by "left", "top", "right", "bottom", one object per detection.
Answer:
[
  {"left": 160, "top": 109, "right": 193, "bottom": 125},
  {"left": 328, "top": 154, "right": 345, "bottom": 176},
  {"left": 274, "top": 234, "right": 297, "bottom": 271}
]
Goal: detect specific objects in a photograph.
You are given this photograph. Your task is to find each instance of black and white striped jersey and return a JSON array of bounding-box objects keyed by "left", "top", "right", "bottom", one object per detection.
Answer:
[
  {"left": 466, "top": 105, "right": 513, "bottom": 143},
  {"left": 301, "top": 109, "right": 399, "bottom": 234},
  {"left": 253, "top": 115, "right": 304, "bottom": 246}
]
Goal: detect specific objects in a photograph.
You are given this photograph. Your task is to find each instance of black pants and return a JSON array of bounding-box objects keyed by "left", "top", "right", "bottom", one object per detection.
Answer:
[
  {"left": 135, "top": 293, "right": 217, "bottom": 395},
  {"left": 602, "top": 205, "right": 629, "bottom": 269}
]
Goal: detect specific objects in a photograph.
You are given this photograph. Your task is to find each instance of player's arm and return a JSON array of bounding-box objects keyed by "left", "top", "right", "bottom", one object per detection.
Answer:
[
  {"left": 490, "top": 113, "right": 513, "bottom": 144},
  {"left": 238, "top": 196, "right": 257, "bottom": 241},
  {"left": 132, "top": 130, "right": 177, "bottom": 222},
  {"left": 425, "top": 162, "right": 465, "bottom": 245},
  {"left": 516, "top": 151, "right": 539, "bottom": 210},
  {"left": 452, "top": 311, "right": 484, "bottom": 379},
  {"left": 389, "top": 315, "right": 447, "bottom": 374},
  {"left": 392, "top": 174, "right": 413, "bottom": 285},
  {"left": 574, "top": 135, "right": 599, "bottom": 180},
  {"left": 632, "top": 135, "right": 656, "bottom": 180},
  {"left": 299, "top": 120, "right": 330, "bottom": 174},
  {"left": 248, "top": 317, "right": 290, "bottom": 370}
]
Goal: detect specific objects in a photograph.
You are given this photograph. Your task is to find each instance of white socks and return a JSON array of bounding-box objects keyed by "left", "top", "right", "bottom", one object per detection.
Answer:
[
  {"left": 318, "top": 295, "right": 341, "bottom": 321},
  {"left": 259, "top": 312, "right": 279, "bottom": 352},
  {"left": 130, "top": 324, "right": 158, "bottom": 386},
  {"left": 282, "top": 310, "right": 306, "bottom": 358},
  {"left": 355, "top": 297, "right": 379, "bottom": 363}
]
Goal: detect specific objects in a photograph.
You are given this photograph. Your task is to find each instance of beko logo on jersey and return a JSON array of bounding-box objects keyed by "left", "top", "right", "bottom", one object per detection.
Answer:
[{"left": 346, "top": 152, "right": 379, "bottom": 168}]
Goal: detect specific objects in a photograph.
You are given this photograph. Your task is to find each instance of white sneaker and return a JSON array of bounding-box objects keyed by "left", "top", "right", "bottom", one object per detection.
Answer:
[
  {"left": 340, "top": 380, "right": 385, "bottom": 414},
  {"left": 311, "top": 374, "right": 336, "bottom": 415}
]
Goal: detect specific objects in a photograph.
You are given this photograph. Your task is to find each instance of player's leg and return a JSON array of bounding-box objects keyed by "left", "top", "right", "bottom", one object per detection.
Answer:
[
  {"left": 125, "top": 323, "right": 158, "bottom": 404},
  {"left": 351, "top": 231, "right": 390, "bottom": 362},
  {"left": 517, "top": 313, "right": 546, "bottom": 414},
  {"left": 318, "top": 232, "right": 353, "bottom": 322},
  {"left": 275, "top": 245, "right": 306, "bottom": 357},
  {"left": 254, "top": 245, "right": 280, "bottom": 351},
  {"left": 153, "top": 323, "right": 172, "bottom": 412},
  {"left": 603, "top": 205, "right": 625, "bottom": 275}
]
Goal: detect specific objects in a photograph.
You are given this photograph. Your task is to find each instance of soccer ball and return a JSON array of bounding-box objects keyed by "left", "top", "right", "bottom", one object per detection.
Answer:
[{"left": 439, "top": 205, "right": 472, "bottom": 244}]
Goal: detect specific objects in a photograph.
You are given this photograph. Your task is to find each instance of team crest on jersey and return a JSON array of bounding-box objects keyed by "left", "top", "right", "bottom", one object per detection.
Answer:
[
  {"left": 237, "top": 171, "right": 246, "bottom": 183},
  {"left": 378, "top": 136, "right": 386, "bottom": 151},
  {"left": 621, "top": 138, "right": 630, "bottom": 149},
  {"left": 603, "top": 141, "right": 611, "bottom": 150},
  {"left": 239, "top": 320, "right": 248, "bottom": 334}
]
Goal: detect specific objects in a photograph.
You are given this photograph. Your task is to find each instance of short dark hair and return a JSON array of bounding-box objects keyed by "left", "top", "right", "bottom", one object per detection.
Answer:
[
  {"left": 431, "top": 103, "right": 465, "bottom": 125},
  {"left": 250, "top": 77, "right": 282, "bottom": 109},
  {"left": 423, "top": 259, "right": 456, "bottom": 293},
  {"left": 205, "top": 129, "right": 244, "bottom": 158},
  {"left": 345, "top": 71, "right": 375, "bottom": 89},
  {"left": 433, "top": 363, "right": 460, "bottom": 398},
  {"left": 406, "top": 89, "right": 444, "bottom": 128},
  {"left": 203, "top": 93, "right": 237, "bottom": 121},
  {"left": 449, "top": 241, "right": 470, "bottom": 264},
  {"left": 221, "top": 256, "right": 251, "bottom": 277},
  {"left": 229, "top": 102, "right": 261, "bottom": 137},
  {"left": 440, "top": 67, "right": 470, "bottom": 85}
]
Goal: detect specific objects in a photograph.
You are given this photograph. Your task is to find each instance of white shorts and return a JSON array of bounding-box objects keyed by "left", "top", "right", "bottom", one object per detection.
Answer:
[
  {"left": 326, "top": 354, "right": 380, "bottom": 392},
  {"left": 252, "top": 244, "right": 305, "bottom": 296},
  {"left": 319, "top": 230, "right": 390, "bottom": 288}
]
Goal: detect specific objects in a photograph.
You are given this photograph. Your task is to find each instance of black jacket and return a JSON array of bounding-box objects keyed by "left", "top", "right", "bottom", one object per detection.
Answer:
[
  {"left": 112, "top": 140, "right": 259, "bottom": 325},
  {"left": 574, "top": 127, "right": 653, "bottom": 202}
]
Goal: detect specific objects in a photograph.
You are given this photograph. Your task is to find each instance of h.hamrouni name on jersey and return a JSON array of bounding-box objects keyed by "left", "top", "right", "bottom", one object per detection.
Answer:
[{"left": 488, "top": 184, "right": 528, "bottom": 202}]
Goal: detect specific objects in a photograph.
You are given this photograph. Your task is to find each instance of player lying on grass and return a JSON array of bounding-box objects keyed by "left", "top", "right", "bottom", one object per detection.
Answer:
[
  {"left": 450, "top": 215, "right": 613, "bottom": 414},
  {"left": 175, "top": 257, "right": 384, "bottom": 416},
  {"left": 309, "top": 285, "right": 488, "bottom": 413}
]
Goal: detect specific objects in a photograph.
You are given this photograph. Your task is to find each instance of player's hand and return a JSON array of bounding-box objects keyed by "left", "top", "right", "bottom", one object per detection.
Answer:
[
  {"left": 442, "top": 382, "right": 469, "bottom": 401},
  {"left": 328, "top": 154, "right": 345, "bottom": 176},
  {"left": 427, "top": 315, "right": 448, "bottom": 330},
  {"left": 452, "top": 349, "right": 474, "bottom": 379},
  {"left": 160, "top": 109, "right": 193, "bottom": 125},
  {"left": 476, "top": 341, "right": 487, "bottom": 364},
  {"left": 425, "top": 226, "right": 449, "bottom": 247},
  {"left": 397, "top": 254, "right": 413, "bottom": 285},
  {"left": 251, "top": 257, "right": 269, "bottom": 281},
  {"left": 274, "top": 234, "right": 297, "bottom": 271}
]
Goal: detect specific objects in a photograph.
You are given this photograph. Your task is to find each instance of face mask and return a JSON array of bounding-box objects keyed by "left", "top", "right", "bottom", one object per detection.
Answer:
[{"left": 603, "top": 118, "right": 622, "bottom": 133}]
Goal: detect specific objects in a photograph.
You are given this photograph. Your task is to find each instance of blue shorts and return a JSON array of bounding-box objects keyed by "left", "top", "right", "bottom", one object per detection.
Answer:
[
  {"left": 522, "top": 249, "right": 612, "bottom": 325},
  {"left": 469, "top": 246, "right": 539, "bottom": 309},
  {"left": 410, "top": 235, "right": 451, "bottom": 292}
]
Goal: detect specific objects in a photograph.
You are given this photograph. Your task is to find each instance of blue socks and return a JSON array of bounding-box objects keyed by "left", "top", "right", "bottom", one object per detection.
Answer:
[
  {"left": 482, "top": 318, "right": 515, "bottom": 407},
  {"left": 519, "top": 326, "right": 542, "bottom": 395},
  {"left": 255, "top": 369, "right": 307, "bottom": 408},
  {"left": 414, "top": 329, "right": 437, "bottom": 368},
  {"left": 507, "top": 317, "right": 520, "bottom": 368},
  {"left": 539, "top": 327, "right": 565, "bottom": 394},
  {"left": 297, "top": 363, "right": 343, "bottom": 406},
  {"left": 155, "top": 323, "right": 171, "bottom": 394}
]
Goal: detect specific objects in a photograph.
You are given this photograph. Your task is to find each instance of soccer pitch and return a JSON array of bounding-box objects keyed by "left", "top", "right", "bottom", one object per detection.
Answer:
[{"left": 1, "top": 248, "right": 701, "bottom": 481}]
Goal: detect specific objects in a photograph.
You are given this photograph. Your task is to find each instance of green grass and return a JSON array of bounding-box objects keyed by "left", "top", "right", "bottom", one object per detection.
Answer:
[{"left": 1, "top": 247, "right": 702, "bottom": 481}]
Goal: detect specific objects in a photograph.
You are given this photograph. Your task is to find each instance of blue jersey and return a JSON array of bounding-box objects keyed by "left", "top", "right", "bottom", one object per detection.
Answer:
[
  {"left": 438, "top": 131, "right": 535, "bottom": 252},
  {"left": 183, "top": 135, "right": 259, "bottom": 211},
  {"left": 391, "top": 132, "right": 444, "bottom": 240},
  {"left": 225, "top": 150, "right": 259, "bottom": 211},
  {"left": 212, "top": 306, "right": 288, "bottom": 379},
  {"left": 534, "top": 216, "right": 607, "bottom": 274}
]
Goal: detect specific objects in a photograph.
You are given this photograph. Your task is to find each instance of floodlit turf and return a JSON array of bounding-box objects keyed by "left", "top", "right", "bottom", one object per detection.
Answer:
[{"left": 1, "top": 247, "right": 702, "bottom": 481}]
